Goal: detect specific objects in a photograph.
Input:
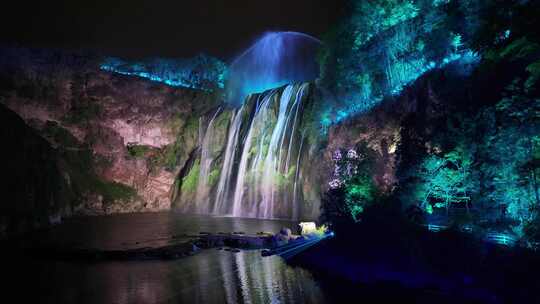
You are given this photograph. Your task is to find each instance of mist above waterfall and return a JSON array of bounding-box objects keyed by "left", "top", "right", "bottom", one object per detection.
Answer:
[{"left": 227, "top": 31, "right": 321, "bottom": 104}]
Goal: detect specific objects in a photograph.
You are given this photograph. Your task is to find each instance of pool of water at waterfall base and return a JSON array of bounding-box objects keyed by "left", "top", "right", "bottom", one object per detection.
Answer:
[
  {"left": 1, "top": 213, "right": 498, "bottom": 303},
  {"left": 1, "top": 213, "right": 331, "bottom": 304}
]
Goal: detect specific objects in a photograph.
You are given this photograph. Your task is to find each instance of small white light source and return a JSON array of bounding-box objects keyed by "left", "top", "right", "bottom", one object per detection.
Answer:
[{"left": 299, "top": 222, "right": 317, "bottom": 235}]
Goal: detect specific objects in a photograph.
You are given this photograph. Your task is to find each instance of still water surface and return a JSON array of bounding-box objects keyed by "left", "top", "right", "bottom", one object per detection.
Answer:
[{"left": 5, "top": 213, "right": 327, "bottom": 304}]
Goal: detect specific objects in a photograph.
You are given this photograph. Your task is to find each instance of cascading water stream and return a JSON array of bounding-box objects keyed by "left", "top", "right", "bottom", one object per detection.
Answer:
[
  {"left": 259, "top": 85, "right": 296, "bottom": 218},
  {"left": 176, "top": 83, "right": 311, "bottom": 219},
  {"left": 194, "top": 108, "right": 221, "bottom": 213},
  {"left": 277, "top": 85, "right": 306, "bottom": 217},
  {"left": 231, "top": 92, "right": 275, "bottom": 217},
  {"left": 213, "top": 106, "right": 245, "bottom": 215},
  {"left": 292, "top": 132, "right": 306, "bottom": 220},
  {"left": 226, "top": 83, "right": 310, "bottom": 219}
]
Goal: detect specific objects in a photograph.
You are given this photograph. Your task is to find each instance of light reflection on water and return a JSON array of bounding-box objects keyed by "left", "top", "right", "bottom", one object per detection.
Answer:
[{"left": 5, "top": 213, "right": 327, "bottom": 304}]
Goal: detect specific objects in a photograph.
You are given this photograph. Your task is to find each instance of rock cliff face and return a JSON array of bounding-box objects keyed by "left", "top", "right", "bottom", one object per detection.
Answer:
[
  {"left": 319, "top": 62, "right": 476, "bottom": 199},
  {"left": 0, "top": 104, "right": 70, "bottom": 238},
  {"left": 324, "top": 104, "right": 402, "bottom": 193},
  {"left": 0, "top": 47, "right": 221, "bottom": 219},
  {"left": 341, "top": 61, "right": 520, "bottom": 224}
]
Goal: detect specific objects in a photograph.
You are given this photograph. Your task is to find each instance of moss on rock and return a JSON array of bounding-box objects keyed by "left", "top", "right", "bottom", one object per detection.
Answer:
[
  {"left": 94, "top": 180, "right": 137, "bottom": 204},
  {"left": 127, "top": 144, "right": 153, "bottom": 158},
  {"left": 181, "top": 159, "right": 200, "bottom": 194},
  {"left": 208, "top": 168, "right": 221, "bottom": 188}
]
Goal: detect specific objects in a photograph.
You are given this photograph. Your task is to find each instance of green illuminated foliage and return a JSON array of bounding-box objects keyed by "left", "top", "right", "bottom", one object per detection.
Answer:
[
  {"left": 495, "top": 79, "right": 540, "bottom": 126},
  {"left": 127, "top": 144, "right": 152, "bottom": 158},
  {"left": 402, "top": 72, "right": 539, "bottom": 238},
  {"left": 181, "top": 159, "right": 200, "bottom": 194},
  {"left": 317, "top": 0, "right": 482, "bottom": 124},
  {"left": 411, "top": 143, "right": 475, "bottom": 214},
  {"left": 275, "top": 165, "right": 297, "bottom": 189},
  {"left": 480, "top": 129, "right": 537, "bottom": 235},
  {"left": 350, "top": 0, "right": 419, "bottom": 48},
  {"left": 480, "top": 79, "right": 540, "bottom": 235},
  {"left": 94, "top": 180, "right": 137, "bottom": 204},
  {"left": 155, "top": 116, "right": 200, "bottom": 170},
  {"left": 432, "top": 0, "right": 449, "bottom": 7},
  {"left": 426, "top": 204, "right": 433, "bottom": 214},
  {"left": 525, "top": 60, "right": 540, "bottom": 89},
  {"left": 345, "top": 175, "right": 376, "bottom": 222},
  {"left": 321, "top": 145, "right": 379, "bottom": 223},
  {"left": 451, "top": 33, "right": 463, "bottom": 51},
  {"left": 350, "top": 205, "right": 364, "bottom": 222},
  {"left": 498, "top": 37, "right": 539, "bottom": 60},
  {"left": 320, "top": 0, "right": 540, "bottom": 243},
  {"left": 208, "top": 168, "right": 220, "bottom": 188},
  {"left": 183, "top": 116, "right": 200, "bottom": 135}
]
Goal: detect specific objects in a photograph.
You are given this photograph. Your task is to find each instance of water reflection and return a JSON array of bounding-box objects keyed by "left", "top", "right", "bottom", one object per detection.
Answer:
[
  {"left": 160, "top": 250, "right": 325, "bottom": 304},
  {"left": 5, "top": 213, "right": 327, "bottom": 304},
  {"left": 53, "top": 251, "right": 326, "bottom": 303}
]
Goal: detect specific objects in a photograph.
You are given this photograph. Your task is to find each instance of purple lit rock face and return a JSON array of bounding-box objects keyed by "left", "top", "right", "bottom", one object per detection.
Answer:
[
  {"left": 0, "top": 47, "right": 220, "bottom": 219},
  {"left": 227, "top": 31, "right": 321, "bottom": 104}
]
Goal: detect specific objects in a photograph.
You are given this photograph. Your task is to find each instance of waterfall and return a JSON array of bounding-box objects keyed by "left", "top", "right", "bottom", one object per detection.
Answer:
[
  {"left": 177, "top": 83, "right": 311, "bottom": 219},
  {"left": 213, "top": 106, "right": 245, "bottom": 214},
  {"left": 292, "top": 132, "right": 306, "bottom": 220},
  {"left": 257, "top": 85, "right": 296, "bottom": 218},
  {"left": 231, "top": 91, "right": 277, "bottom": 217},
  {"left": 228, "top": 83, "right": 310, "bottom": 219},
  {"left": 173, "top": 31, "right": 321, "bottom": 219},
  {"left": 195, "top": 108, "right": 221, "bottom": 213}
]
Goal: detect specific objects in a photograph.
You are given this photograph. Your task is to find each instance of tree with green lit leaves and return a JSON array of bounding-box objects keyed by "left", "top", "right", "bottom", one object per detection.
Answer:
[
  {"left": 462, "top": 0, "right": 540, "bottom": 241},
  {"left": 321, "top": 146, "right": 378, "bottom": 224},
  {"left": 344, "top": 174, "right": 377, "bottom": 222},
  {"left": 411, "top": 143, "right": 476, "bottom": 216},
  {"left": 496, "top": 79, "right": 540, "bottom": 207},
  {"left": 317, "top": 0, "right": 487, "bottom": 124},
  {"left": 478, "top": 78, "right": 540, "bottom": 238}
]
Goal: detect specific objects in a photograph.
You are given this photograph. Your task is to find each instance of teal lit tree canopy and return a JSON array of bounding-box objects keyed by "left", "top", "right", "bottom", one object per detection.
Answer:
[{"left": 317, "top": 0, "right": 482, "bottom": 128}]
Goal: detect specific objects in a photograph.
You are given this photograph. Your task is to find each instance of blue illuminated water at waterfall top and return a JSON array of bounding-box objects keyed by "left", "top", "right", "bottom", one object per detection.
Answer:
[
  {"left": 99, "top": 31, "right": 321, "bottom": 102},
  {"left": 226, "top": 31, "right": 321, "bottom": 104}
]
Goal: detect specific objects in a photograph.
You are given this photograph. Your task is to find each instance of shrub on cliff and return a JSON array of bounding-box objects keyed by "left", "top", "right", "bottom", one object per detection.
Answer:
[
  {"left": 93, "top": 180, "right": 137, "bottom": 205},
  {"left": 322, "top": 145, "right": 380, "bottom": 224}
]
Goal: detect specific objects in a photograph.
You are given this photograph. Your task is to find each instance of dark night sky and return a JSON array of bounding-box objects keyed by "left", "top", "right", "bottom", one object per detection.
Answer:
[{"left": 1, "top": 0, "right": 345, "bottom": 61}]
